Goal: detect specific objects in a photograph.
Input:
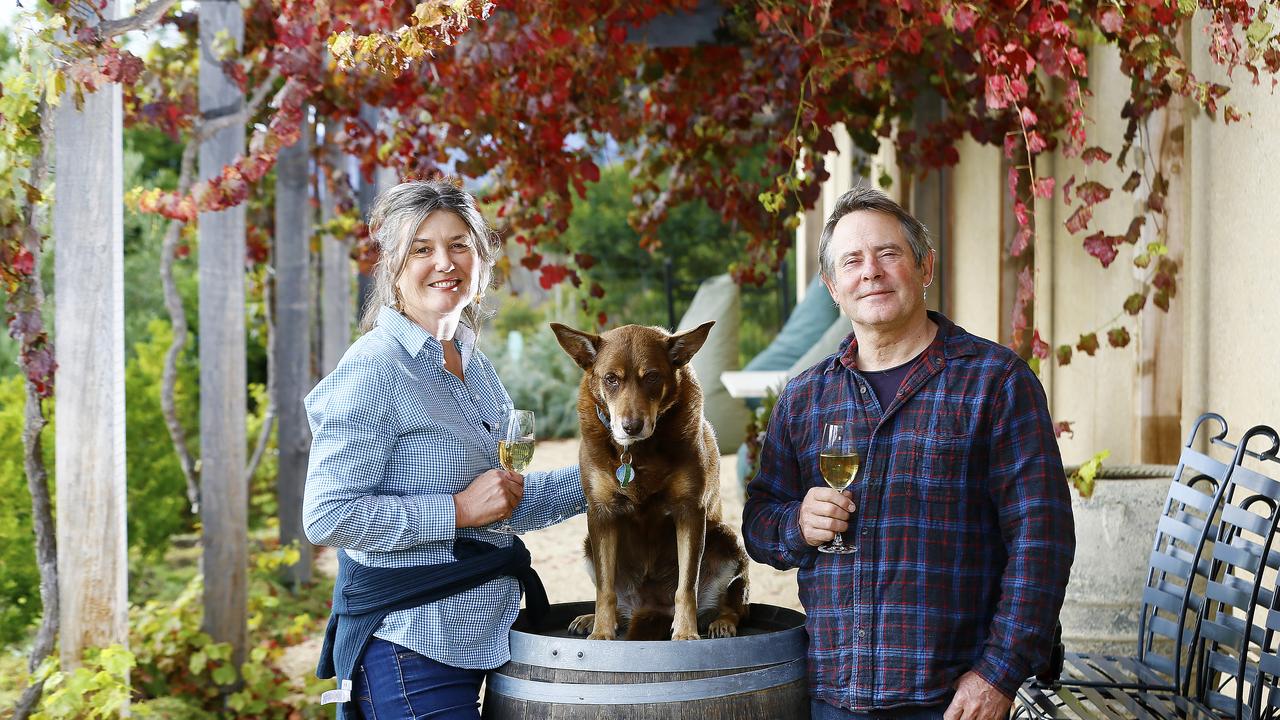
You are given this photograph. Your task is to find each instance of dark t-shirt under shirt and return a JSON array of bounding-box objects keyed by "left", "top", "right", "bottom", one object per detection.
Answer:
[{"left": 860, "top": 350, "right": 925, "bottom": 409}]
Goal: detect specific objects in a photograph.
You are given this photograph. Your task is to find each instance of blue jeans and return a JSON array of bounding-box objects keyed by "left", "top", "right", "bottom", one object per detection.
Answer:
[
  {"left": 353, "top": 638, "right": 486, "bottom": 720},
  {"left": 811, "top": 699, "right": 950, "bottom": 720}
]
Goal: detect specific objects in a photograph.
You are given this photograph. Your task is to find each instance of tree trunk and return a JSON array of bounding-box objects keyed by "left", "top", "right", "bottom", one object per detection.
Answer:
[
  {"left": 52, "top": 0, "right": 129, "bottom": 671},
  {"left": 320, "top": 134, "right": 353, "bottom": 375},
  {"left": 198, "top": 0, "right": 248, "bottom": 671},
  {"left": 274, "top": 121, "right": 313, "bottom": 587},
  {"left": 9, "top": 101, "right": 57, "bottom": 720}
]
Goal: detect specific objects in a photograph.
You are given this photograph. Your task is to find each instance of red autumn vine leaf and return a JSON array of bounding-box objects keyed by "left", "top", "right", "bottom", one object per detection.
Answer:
[
  {"left": 1076, "top": 332, "right": 1099, "bottom": 356},
  {"left": 1082, "top": 231, "right": 1122, "bottom": 268},
  {"left": 1081, "top": 146, "right": 1112, "bottom": 164},
  {"left": 538, "top": 263, "right": 570, "bottom": 290},
  {"left": 1053, "top": 421, "right": 1075, "bottom": 439},
  {"left": 1124, "top": 216, "right": 1145, "bottom": 244},
  {"left": 1032, "top": 176, "right": 1055, "bottom": 199},
  {"left": 1123, "top": 292, "right": 1147, "bottom": 315},
  {"left": 1055, "top": 344, "right": 1073, "bottom": 366},
  {"left": 1153, "top": 289, "right": 1171, "bottom": 311},
  {"left": 1074, "top": 180, "right": 1112, "bottom": 206},
  {"left": 1065, "top": 205, "right": 1093, "bottom": 234},
  {"left": 1031, "top": 330, "right": 1050, "bottom": 359},
  {"left": 1107, "top": 327, "right": 1131, "bottom": 348},
  {"left": 1098, "top": 7, "right": 1124, "bottom": 34}
]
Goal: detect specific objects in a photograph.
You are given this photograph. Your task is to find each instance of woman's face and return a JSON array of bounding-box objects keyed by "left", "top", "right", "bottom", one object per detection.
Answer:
[{"left": 395, "top": 210, "right": 481, "bottom": 330}]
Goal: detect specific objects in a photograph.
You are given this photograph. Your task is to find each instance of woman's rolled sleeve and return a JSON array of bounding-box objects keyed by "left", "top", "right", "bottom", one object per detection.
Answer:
[{"left": 507, "top": 465, "right": 586, "bottom": 534}]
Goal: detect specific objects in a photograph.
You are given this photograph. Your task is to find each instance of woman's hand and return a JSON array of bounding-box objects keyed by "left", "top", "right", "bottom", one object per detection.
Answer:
[{"left": 453, "top": 469, "right": 524, "bottom": 528}]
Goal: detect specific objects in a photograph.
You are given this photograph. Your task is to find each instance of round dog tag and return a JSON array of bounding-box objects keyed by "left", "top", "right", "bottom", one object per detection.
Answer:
[{"left": 616, "top": 463, "right": 634, "bottom": 487}]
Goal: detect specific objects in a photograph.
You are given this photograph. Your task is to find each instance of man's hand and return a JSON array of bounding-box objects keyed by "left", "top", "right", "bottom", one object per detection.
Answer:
[
  {"left": 943, "top": 671, "right": 1013, "bottom": 720},
  {"left": 454, "top": 469, "right": 524, "bottom": 528},
  {"left": 797, "top": 486, "right": 856, "bottom": 547}
]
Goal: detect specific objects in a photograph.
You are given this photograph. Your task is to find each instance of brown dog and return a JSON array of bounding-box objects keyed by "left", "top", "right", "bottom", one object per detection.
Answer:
[{"left": 551, "top": 321, "right": 750, "bottom": 641}]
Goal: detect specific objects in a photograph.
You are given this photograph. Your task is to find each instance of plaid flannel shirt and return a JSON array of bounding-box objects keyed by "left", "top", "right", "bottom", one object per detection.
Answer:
[
  {"left": 742, "top": 311, "right": 1074, "bottom": 711},
  {"left": 304, "top": 306, "right": 585, "bottom": 671}
]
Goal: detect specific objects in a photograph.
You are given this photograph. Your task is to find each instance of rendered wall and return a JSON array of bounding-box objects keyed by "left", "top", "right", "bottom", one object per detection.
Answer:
[
  {"left": 1184, "top": 18, "right": 1280, "bottom": 439},
  {"left": 947, "top": 136, "right": 1003, "bottom": 343}
]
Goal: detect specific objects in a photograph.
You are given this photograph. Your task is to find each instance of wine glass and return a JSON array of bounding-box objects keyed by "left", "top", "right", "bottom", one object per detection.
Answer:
[
  {"left": 488, "top": 409, "right": 535, "bottom": 534},
  {"left": 499, "top": 409, "right": 535, "bottom": 473},
  {"left": 817, "top": 421, "right": 860, "bottom": 554}
]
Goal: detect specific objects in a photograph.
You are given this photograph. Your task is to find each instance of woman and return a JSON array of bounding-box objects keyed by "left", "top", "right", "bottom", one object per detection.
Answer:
[{"left": 303, "top": 180, "right": 586, "bottom": 720}]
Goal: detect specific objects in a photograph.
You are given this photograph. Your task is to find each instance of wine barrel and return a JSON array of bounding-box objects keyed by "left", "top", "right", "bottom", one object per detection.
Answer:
[{"left": 483, "top": 601, "right": 809, "bottom": 720}]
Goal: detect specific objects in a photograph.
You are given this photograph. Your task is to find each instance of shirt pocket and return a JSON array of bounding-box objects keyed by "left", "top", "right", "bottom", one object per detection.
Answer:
[{"left": 906, "top": 418, "right": 975, "bottom": 503}]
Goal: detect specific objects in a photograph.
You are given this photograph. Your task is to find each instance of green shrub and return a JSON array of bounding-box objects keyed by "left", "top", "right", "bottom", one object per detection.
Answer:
[
  {"left": 14, "top": 542, "right": 333, "bottom": 719},
  {"left": 490, "top": 292, "right": 546, "bottom": 338},
  {"left": 484, "top": 326, "right": 582, "bottom": 440},
  {"left": 126, "top": 319, "right": 200, "bottom": 558},
  {"left": 0, "top": 373, "right": 49, "bottom": 645},
  {"left": 246, "top": 381, "right": 280, "bottom": 528}
]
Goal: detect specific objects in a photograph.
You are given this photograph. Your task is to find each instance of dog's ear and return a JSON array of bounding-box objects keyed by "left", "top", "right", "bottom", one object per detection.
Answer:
[
  {"left": 667, "top": 321, "right": 714, "bottom": 368},
  {"left": 550, "top": 323, "right": 602, "bottom": 371}
]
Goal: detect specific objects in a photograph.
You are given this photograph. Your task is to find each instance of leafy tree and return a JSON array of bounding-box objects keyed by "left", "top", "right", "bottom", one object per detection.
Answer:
[{"left": 556, "top": 162, "right": 786, "bottom": 360}]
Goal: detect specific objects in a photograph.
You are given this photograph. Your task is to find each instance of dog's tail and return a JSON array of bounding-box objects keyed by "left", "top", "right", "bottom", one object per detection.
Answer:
[{"left": 625, "top": 608, "right": 675, "bottom": 641}]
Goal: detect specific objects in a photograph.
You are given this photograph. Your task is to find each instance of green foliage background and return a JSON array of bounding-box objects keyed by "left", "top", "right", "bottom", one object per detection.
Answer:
[{"left": 558, "top": 163, "right": 790, "bottom": 367}]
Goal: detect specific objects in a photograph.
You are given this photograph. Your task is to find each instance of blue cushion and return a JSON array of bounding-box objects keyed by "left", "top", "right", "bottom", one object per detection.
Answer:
[{"left": 743, "top": 275, "right": 839, "bottom": 371}]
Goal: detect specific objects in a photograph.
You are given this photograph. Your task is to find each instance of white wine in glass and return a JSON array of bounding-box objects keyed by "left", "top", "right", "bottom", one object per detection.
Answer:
[
  {"left": 818, "top": 421, "right": 860, "bottom": 554},
  {"left": 489, "top": 409, "right": 535, "bottom": 534},
  {"left": 498, "top": 409, "right": 536, "bottom": 473}
]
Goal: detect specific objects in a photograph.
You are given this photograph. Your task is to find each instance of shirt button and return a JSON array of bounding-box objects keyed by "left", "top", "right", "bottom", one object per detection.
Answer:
[
  {"left": 858, "top": 629, "right": 866, "bottom": 638},
  {"left": 860, "top": 385, "right": 867, "bottom": 394},
  {"left": 862, "top": 528, "right": 870, "bottom": 535}
]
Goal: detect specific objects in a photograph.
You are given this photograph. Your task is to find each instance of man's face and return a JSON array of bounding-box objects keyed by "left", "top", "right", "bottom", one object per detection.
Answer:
[{"left": 822, "top": 210, "right": 933, "bottom": 333}]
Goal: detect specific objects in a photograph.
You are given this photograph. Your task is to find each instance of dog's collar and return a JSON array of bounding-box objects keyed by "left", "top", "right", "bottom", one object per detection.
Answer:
[{"left": 595, "top": 403, "right": 636, "bottom": 487}]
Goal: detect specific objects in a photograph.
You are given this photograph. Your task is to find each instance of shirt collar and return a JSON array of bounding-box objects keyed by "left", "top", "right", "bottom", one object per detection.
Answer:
[
  {"left": 376, "top": 305, "right": 477, "bottom": 368},
  {"left": 831, "top": 310, "right": 974, "bottom": 374}
]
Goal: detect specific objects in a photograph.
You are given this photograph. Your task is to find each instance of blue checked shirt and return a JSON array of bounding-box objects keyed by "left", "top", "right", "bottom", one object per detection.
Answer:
[
  {"left": 303, "top": 306, "right": 586, "bottom": 670},
  {"left": 742, "top": 312, "right": 1075, "bottom": 710}
]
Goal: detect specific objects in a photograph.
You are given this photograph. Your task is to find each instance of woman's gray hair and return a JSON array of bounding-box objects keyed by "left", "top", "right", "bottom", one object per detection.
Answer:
[
  {"left": 818, "top": 184, "right": 933, "bottom": 280},
  {"left": 359, "top": 180, "right": 500, "bottom": 334}
]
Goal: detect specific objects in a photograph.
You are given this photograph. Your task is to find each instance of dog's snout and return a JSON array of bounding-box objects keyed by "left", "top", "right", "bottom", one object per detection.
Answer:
[{"left": 621, "top": 418, "right": 644, "bottom": 436}]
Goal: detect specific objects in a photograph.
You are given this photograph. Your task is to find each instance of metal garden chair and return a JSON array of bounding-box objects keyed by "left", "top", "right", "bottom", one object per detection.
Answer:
[{"left": 1014, "top": 415, "right": 1266, "bottom": 719}]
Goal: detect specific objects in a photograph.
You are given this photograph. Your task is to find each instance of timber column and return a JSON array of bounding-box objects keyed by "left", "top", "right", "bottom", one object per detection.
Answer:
[
  {"left": 53, "top": 0, "right": 129, "bottom": 668},
  {"left": 198, "top": 0, "right": 248, "bottom": 669}
]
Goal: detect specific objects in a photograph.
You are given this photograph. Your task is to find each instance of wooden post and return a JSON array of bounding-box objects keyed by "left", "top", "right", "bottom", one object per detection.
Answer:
[
  {"left": 1135, "top": 100, "right": 1185, "bottom": 464},
  {"left": 53, "top": 0, "right": 129, "bottom": 668},
  {"left": 199, "top": 0, "right": 248, "bottom": 669},
  {"left": 274, "top": 120, "right": 313, "bottom": 587}
]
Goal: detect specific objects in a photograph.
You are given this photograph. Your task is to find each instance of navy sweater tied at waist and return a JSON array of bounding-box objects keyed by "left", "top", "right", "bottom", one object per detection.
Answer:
[{"left": 316, "top": 536, "right": 548, "bottom": 717}]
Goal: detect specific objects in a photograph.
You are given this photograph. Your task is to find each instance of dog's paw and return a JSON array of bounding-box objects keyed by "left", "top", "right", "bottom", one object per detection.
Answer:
[
  {"left": 568, "top": 613, "right": 595, "bottom": 636},
  {"left": 587, "top": 627, "right": 617, "bottom": 641},
  {"left": 706, "top": 618, "right": 739, "bottom": 639},
  {"left": 671, "top": 629, "right": 701, "bottom": 641}
]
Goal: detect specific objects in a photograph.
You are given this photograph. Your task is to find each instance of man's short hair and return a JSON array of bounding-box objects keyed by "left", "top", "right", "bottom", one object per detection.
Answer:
[{"left": 818, "top": 185, "right": 934, "bottom": 279}]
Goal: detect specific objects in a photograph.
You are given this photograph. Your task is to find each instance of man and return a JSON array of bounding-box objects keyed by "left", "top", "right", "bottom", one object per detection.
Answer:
[{"left": 742, "top": 185, "right": 1074, "bottom": 720}]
